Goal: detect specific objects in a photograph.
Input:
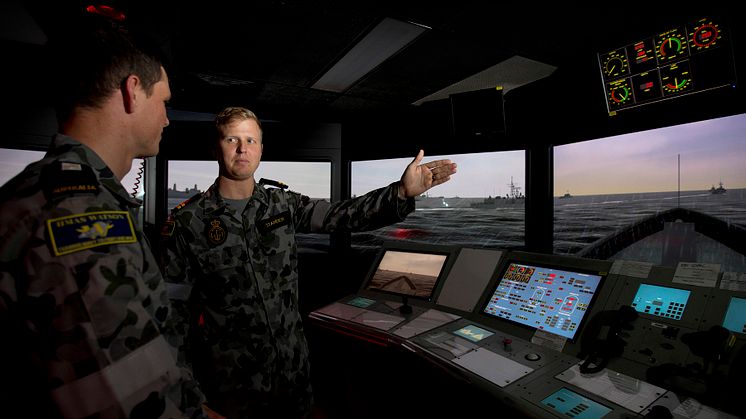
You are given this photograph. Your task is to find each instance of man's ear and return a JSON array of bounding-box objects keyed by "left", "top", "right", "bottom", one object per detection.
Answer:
[{"left": 121, "top": 74, "right": 140, "bottom": 114}]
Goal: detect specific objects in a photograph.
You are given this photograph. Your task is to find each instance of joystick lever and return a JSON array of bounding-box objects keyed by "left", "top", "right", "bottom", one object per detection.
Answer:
[{"left": 399, "top": 296, "right": 412, "bottom": 315}]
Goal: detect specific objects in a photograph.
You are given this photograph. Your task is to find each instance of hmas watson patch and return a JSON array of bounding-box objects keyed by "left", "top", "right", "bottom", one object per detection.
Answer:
[{"left": 47, "top": 211, "right": 137, "bottom": 256}]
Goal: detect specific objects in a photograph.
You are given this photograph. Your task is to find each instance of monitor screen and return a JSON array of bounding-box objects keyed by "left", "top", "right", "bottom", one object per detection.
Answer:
[
  {"left": 364, "top": 249, "right": 449, "bottom": 300},
  {"left": 541, "top": 387, "right": 613, "bottom": 419},
  {"left": 631, "top": 283, "right": 691, "bottom": 320},
  {"left": 482, "top": 261, "right": 604, "bottom": 340},
  {"left": 598, "top": 16, "right": 736, "bottom": 113},
  {"left": 450, "top": 87, "right": 505, "bottom": 140},
  {"left": 452, "top": 324, "right": 494, "bottom": 343},
  {"left": 722, "top": 297, "right": 746, "bottom": 334}
]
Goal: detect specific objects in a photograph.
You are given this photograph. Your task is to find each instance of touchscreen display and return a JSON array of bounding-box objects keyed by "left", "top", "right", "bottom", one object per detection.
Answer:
[
  {"left": 482, "top": 262, "right": 603, "bottom": 340},
  {"left": 722, "top": 297, "right": 746, "bottom": 334},
  {"left": 541, "top": 387, "right": 612, "bottom": 418},
  {"left": 631, "top": 283, "right": 690, "bottom": 320}
]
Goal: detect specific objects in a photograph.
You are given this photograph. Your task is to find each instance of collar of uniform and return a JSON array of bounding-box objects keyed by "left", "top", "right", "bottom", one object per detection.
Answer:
[
  {"left": 201, "top": 179, "right": 270, "bottom": 218},
  {"left": 253, "top": 181, "right": 270, "bottom": 207},
  {"left": 51, "top": 134, "right": 141, "bottom": 208},
  {"left": 201, "top": 182, "right": 228, "bottom": 216}
]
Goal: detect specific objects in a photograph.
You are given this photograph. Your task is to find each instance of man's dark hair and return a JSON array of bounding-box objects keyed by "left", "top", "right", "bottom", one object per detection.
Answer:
[{"left": 48, "top": 15, "right": 164, "bottom": 121}]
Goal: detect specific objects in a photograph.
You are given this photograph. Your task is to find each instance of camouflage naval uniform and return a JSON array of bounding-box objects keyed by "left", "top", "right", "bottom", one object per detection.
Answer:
[
  {"left": 162, "top": 178, "right": 414, "bottom": 418},
  {"left": 0, "top": 135, "right": 205, "bottom": 418}
]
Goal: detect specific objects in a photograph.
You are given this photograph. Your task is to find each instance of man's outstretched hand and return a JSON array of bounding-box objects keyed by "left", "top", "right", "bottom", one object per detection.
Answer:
[{"left": 398, "top": 149, "right": 457, "bottom": 199}]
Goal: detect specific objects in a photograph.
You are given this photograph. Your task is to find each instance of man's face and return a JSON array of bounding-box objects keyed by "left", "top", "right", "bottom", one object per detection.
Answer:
[
  {"left": 135, "top": 66, "right": 171, "bottom": 157},
  {"left": 216, "top": 118, "right": 263, "bottom": 181}
]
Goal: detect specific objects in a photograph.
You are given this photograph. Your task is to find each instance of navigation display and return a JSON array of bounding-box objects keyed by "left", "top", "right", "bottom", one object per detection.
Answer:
[
  {"left": 631, "top": 283, "right": 690, "bottom": 320},
  {"left": 364, "top": 249, "right": 449, "bottom": 300},
  {"left": 482, "top": 261, "right": 604, "bottom": 340},
  {"left": 722, "top": 297, "right": 746, "bottom": 334}
]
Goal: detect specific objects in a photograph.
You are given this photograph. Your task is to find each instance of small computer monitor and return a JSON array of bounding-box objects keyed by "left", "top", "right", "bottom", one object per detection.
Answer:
[
  {"left": 481, "top": 260, "right": 604, "bottom": 340},
  {"left": 722, "top": 297, "right": 746, "bottom": 334},
  {"left": 450, "top": 87, "right": 505, "bottom": 140},
  {"left": 631, "top": 283, "right": 691, "bottom": 320},
  {"left": 364, "top": 246, "right": 452, "bottom": 301}
]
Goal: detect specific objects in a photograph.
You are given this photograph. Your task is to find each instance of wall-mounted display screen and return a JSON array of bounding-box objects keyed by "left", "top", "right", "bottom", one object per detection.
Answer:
[
  {"left": 631, "top": 283, "right": 691, "bottom": 320},
  {"left": 364, "top": 248, "right": 449, "bottom": 300},
  {"left": 450, "top": 87, "right": 505, "bottom": 140},
  {"left": 598, "top": 17, "right": 736, "bottom": 113},
  {"left": 722, "top": 297, "right": 746, "bottom": 334},
  {"left": 482, "top": 261, "right": 604, "bottom": 340}
]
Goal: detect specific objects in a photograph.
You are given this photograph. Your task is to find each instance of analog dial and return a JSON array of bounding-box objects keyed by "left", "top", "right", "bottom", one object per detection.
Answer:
[
  {"left": 660, "top": 61, "right": 692, "bottom": 95},
  {"left": 601, "top": 48, "right": 629, "bottom": 79},
  {"left": 656, "top": 28, "right": 688, "bottom": 62},
  {"left": 689, "top": 19, "right": 721, "bottom": 52}
]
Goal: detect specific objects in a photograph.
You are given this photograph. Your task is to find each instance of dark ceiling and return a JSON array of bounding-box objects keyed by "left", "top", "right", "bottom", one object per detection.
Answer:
[{"left": 2, "top": 2, "right": 745, "bottom": 154}]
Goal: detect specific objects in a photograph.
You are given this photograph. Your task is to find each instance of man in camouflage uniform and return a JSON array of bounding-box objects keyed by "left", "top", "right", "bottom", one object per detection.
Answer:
[
  {"left": 0, "top": 15, "right": 207, "bottom": 418},
  {"left": 161, "top": 106, "right": 457, "bottom": 418}
]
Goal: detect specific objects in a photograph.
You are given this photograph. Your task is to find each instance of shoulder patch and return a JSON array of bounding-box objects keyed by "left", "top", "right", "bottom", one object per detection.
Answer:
[
  {"left": 46, "top": 211, "right": 137, "bottom": 256},
  {"left": 41, "top": 161, "right": 99, "bottom": 200},
  {"left": 259, "top": 178, "right": 288, "bottom": 189},
  {"left": 161, "top": 217, "right": 175, "bottom": 238}
]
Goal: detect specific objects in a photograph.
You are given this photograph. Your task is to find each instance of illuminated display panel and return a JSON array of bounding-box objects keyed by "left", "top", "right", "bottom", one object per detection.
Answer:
[
  {"left": 452, "top": 324, "right": 494, "bottom": 343},
  {"left": 364, "top": 249, "right": 449, "bottom": 301},
  {"left": 541, "top": 388, "right": 613, "bottom": 419},
  {"left": 599, "top": 17, "right": 735, "bottom": 113},
  {"left": 722, "top": 297, "right": 746, "bottom": 334},
  {"left": 482, "top": 261, "right": 604, "bottom": 340},
  {"left": 631, "top": 283, "right": 691, "bottom": 320}
]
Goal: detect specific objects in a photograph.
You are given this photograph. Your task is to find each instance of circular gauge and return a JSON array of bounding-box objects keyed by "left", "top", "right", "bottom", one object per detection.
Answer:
[
  {"left": 610, "top": 85, "right": 630, "bottom": 103},
  {"left": 602, "top": 49, "right": 629, "bottom": 79},
  {"left": 660, "top": 61, "right": 692, "bottom": 95},
  {"left": 606, "top": 78, "right": 633, "bottom": 109},
  {"left": 690, "top": 21, "right": 721, "bottom": 51},
  {"left": 656, "top": 29, "right": 688, "bottom": 62}
]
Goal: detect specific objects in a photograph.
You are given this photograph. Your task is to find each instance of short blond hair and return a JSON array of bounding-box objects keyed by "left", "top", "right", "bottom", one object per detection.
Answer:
[{"left": 214, "top": 106, "right": 263, "bottom": 141}]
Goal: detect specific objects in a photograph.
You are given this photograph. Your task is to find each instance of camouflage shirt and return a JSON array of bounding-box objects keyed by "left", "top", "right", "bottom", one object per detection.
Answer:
[
  {"left": 0, "top": 135, "right": 205, "bottom": 419},
  {"left": 162, "top": 178, "right": 414, "bottom": 418}
]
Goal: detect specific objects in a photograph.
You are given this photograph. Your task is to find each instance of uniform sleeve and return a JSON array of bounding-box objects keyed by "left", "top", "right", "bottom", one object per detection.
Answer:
[
  {"left": 160, "top": 213, "right": 200, "bottom": 373},
  {"left": 291, "top": 181, "right": 415, "bottom": 233},
  {"left": 0, "top": 195, "right": 207, "bottom": 418},
  {"left": 0, "top": 215, "right": 60, "bottom": 417}
]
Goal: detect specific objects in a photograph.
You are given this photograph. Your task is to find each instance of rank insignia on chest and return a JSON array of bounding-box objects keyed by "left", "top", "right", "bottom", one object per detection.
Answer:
[{"left": 205, "top": 217, "right": 227, "bottom": 246}]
